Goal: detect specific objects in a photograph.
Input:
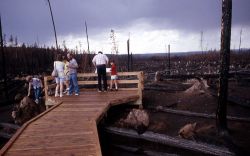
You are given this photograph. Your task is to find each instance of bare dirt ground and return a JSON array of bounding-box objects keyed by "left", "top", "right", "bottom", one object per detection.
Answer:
[
  {"left": 104, "top": 78, "right": 250, "bottom": 155},
  {"left": 142, "top": 79, "right": 250, "bottom": 154}
]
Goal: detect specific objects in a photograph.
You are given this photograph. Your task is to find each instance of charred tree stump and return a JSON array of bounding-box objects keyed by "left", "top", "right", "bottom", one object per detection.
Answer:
[{"left": 216, "top": 0, "right": 232, "bottom": 132}]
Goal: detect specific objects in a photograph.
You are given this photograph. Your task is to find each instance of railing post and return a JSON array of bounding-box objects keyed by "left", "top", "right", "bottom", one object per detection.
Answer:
[
  {"left": 44, "top": 76, "right": 49, "bottom": 109},
  {"left": 135, "top": 71, "right": 144, "bottom": 107}
]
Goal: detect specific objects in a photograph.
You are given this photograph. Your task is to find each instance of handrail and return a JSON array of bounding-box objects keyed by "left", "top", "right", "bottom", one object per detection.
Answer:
[{"left": 44, "top": 71, "right": 144, "bottom": 108}]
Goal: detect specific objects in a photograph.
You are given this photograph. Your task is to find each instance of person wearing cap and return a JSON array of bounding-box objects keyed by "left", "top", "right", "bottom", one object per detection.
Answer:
[
  {"left": 67, "top": 53, "right": 79, "bottom": 96},
  {"left": 92, "top": 51, "right": 109, "bottom": 92}
]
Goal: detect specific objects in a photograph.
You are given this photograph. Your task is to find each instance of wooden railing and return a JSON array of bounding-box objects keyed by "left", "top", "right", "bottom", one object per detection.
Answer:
[{"left": 44, "top": 71, "right": 144, "bottom": 108}]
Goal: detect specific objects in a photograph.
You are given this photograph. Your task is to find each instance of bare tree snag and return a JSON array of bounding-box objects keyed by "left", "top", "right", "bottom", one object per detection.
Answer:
[
  {"left": 216, "top": 0, "right": 232, "bottom": 132},
  {"left": 0, "top": 15, "right": 8, "bottom": 101},
  {"left": 127, "top": 38, "right": 130, "bottom": 71},
  {"left": 47, "top": 0, "right": 59, "bottom": 51},
  {"left": 168, "top": 44, "right": 171, "bottom": 75}
]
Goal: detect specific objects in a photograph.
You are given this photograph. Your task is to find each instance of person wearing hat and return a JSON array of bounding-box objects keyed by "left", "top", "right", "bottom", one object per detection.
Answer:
[{"left": 92, "top": 51, "right": 109, "bottom": 92}]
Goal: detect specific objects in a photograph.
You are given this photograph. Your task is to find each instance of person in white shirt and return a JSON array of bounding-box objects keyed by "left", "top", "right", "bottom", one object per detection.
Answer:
[
  {"left": 92, "top": 51, "right": 109, "bottom": 92},
  {"left": 67, "top": 53, "right": 79, "bottom": 96},
  {"left": 53, "top": 54, "right": 65, "bottom": 97}
]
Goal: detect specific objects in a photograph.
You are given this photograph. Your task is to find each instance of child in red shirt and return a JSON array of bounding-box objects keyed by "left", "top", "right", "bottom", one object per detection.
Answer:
[{"left": 110, "top": 60, "right": 118, "bottom": 91}]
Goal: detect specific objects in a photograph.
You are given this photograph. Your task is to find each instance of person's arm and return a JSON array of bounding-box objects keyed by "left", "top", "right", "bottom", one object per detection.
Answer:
[
  {"left": 105, "top": 55, "right": 109, "bottom": 65},
  {"left": 27, "top": 82, "right": 32, "bottom": 96},
  {"left": 40, "top": 79, "right": 44, "bottom": 88},
  {"left": 92, "top": 56, "right": 96, "bottom": 67}
]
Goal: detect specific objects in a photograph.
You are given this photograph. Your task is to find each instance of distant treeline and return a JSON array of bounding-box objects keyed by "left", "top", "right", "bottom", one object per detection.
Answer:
[
  {"left": 0, "top": 45, "right": 93, "bottom": 79},
  {"left": 1, "top": 45, "right": 250, "bottom": 79}
]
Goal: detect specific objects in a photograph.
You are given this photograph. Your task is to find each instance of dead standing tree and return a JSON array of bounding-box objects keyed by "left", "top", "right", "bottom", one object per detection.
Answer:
[
  {"left": 216, "top": 0, "right": 232, "bottom": 133},
  {"left": 127, "top": 38, "right": 130, "bottom": 71},
  {"left": 0, "top": 15, "right": 9, "bottom": 101},
  {"left": 168, "top": 44, "right": 170, "bottom": 75},
  {"left": 47, "top": 0, "right": 59, "bottom": 60},
  {"left": 85, "top": 21, "right": 91, "bottom": 71}
]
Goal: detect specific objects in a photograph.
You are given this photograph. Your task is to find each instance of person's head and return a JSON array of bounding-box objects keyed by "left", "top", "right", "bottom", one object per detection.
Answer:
[
  {"left": 98, "top": 51, "right": 103, "bottom": 54},
  {"left": 110, "top": 60, "right": 115, "bottom": 65},
  {"left": 56, "top": 54, "right": 63, "bottom": 61},
  {"left": 67, "top": 53, "right": 73, "bottom": 60},
  {"left": 26, "top": 76, "right": 32, "bottom": 82},
  {"left": 62, "top": 55, "right": 66, "bottom": 60}
]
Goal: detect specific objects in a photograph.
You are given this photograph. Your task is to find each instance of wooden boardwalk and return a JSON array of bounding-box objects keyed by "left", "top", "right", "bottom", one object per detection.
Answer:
[{"left": 0, "top": 72, "right": 143, "bottom": 156}]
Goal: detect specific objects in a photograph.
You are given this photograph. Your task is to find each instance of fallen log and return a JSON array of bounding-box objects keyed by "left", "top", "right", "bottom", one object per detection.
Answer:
[
  {"left": 144, "top": 86, "right": 184, "bottom": 92},
  {"left": 210, "top": 91, "right": 250, "bottom": 108},
  {"left": 0, "top": 132, "right": 12, "bottom": 139},
  {"left": 112, "top": 144, "right": 179, "bottom": 156},
  {"left": 104, "top": 126, "right": 235, "bottom": 156},
  {"left": 158, "top": 71, "right": 250, "bottom": 80},
  {"left": 0, "top": 123, "right": 20, "bottom": 130},
  {"left": 148, "top": 106, "right": 250, "bottom": 123},
  {"left": 228, "top": 96, "right": 250, "bottom": 108}
]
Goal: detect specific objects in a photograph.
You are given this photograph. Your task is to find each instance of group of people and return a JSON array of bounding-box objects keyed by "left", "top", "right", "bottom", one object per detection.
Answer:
[
  {"left": 92, "top": 51, "right": 118, "bottom": 92},
  {"left": 54, "top": 51, "right": 118, "bottom": 96},
  {"left": 27, "top": 51, "right": 118, "bottom": 103},
  {"left": 53, "top": 53, "right": 79, "bottom": 97}
]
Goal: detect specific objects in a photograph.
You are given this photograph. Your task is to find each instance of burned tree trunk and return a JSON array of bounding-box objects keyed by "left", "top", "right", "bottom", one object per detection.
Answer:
[
  {"left": 85, "top": 21, "right": 91, "bottom": 69},
  {"left": 127, "top": 39, "right": 130, "bottom": 72},
  {"left": 130, "top": 52, "right": 133, "bottom": 71},
  {"left": 0, "top": 15, "right": 9, "bottom": 101},
  {"left": 216, "top": 0, "right": 232, "bottom": 132},
  {"left": 168, "top": 44, "right": 170, "bottom": 75},
  {"left": 47, "top": 0, "right": 58, "bottom": 51}
]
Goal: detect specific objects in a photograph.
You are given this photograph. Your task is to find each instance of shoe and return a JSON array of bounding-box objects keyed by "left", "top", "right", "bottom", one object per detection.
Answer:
[
  {"left": 98, "top": 90, "right": 102, "bottom": 92},
  {"left": 35, "top": 99, "right": 39, "bottom": 104},
  {"left": 115, "top": 88, "right": 118, "bottom": 91},
  {"left": 110, "top": 88, "right": 113, "bottom": 91},
  {"left": 75, "top": 93, "right": 79, "bottom": 96},
  {"left": 104, "top": 90, "right": 107, "bottom": 92},
  {"left": 63, "top": 88, "right": 69, "bottom": 94},
  {"left": 67, "top": 92, "right": 71, "bottom": 96},
  {"left": 55, "top": 94, "right": 59, "bottom": 97},
  {"left": 60, "top": 94, "right": 63, "bottom": 97}
]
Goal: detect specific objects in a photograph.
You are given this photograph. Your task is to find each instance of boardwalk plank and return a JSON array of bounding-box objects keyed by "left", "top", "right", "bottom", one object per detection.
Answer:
[{"left": 1, "top": 90, "right": 139, "bottom": 156}]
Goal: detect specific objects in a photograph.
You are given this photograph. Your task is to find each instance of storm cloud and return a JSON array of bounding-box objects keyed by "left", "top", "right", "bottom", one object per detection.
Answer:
[{"left": 1, "top": 0, "right": 249, "bottom": 53}]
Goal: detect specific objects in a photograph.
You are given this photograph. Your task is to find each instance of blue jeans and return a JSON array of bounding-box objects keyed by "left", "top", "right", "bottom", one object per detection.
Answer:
[
  {"left": 34, "top": 87, "right": 41, "bottom": 100},
  {"left": 69, "top": 73, "right": 79, "bottom": 94}
]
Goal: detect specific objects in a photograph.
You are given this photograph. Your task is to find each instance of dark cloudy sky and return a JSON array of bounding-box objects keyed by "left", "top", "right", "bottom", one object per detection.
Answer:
[{"left": 1, "top": 0, "right": 249, "bottom": 53}]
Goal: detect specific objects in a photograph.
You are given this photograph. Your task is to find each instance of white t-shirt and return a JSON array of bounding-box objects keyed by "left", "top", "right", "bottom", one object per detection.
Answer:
[
  {"left": 54, "top": 61, "right": 65, "bottom": 77},
  {"left": 92, "top": 53, "right": 109, "bottom": 66}
]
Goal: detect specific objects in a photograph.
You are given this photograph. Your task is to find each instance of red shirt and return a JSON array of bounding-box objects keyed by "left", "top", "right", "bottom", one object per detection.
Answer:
[{"left": 111, "top": 64, "right": 117, "bottom": 75}]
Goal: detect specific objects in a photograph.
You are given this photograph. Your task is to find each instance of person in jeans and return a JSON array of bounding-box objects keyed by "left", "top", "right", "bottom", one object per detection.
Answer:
[
  {"left": 26, "top": 75, "right": 43, "bottom": 104},
  {"left": 92, "top": 51, "right": 109, "bottom": 92},
  {"left": 67, "top": 53, "right": 79, "bottom": 96}
]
